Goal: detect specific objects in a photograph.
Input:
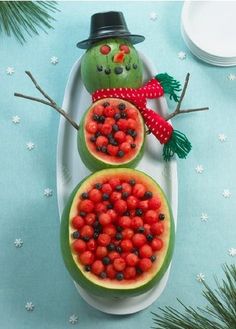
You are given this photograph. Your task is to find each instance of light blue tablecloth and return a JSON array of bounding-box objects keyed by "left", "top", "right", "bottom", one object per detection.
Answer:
[{"left": 0, "top": 1, "right": 235, "bottom": 328}]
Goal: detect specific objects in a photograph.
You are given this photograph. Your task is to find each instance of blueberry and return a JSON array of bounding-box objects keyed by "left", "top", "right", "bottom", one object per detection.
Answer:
[
  {"left": 150, "top": 255, "right": 156, "bottom": 262},
  {"left": 133, "top": 63, "right": 138, "bottom": 69},
  {"left": 116, "top": 272, "right": 124, "bottom": 281},
  {"left": 107, "top": 133, "right": 113, "bottom": 139},
  {"left": 93, "top": 114, "right": 99, "bottom": 121},
  {"left": 114, "top": 67, "right": 123, "bottom": 75},
  {"left": 83, "top": 236, "right": 90, "bottom": 242},
  {"left": 144, "top": 191, "right": 153, "bottom": 199},
  {"left": 122, "top": 191, "right": 129, "bottom": 199},
  {"left": 131, "top": 143, "right": 136, "bottom": 148},
  {"left": 103, "top": 102, "right": 110, "bottom": 108},
  {"left": 135, "top": 208, "right": 143, "bottom": 216},
  {"left": 85, "top": 265, "right": 91, "bottom": 272},
  {"left": 96, "top": 65, "right": 103, "bottom": 72},
  {"left": 95, "top": 131, "right": 101, "bottom": 138},
  {"left": 120, "top": 112, "right": 127, "bottom": 119},
  {"left": 116, "top": 246, "right": 122, "bottom": 253},
  {"left": 105, "top": 68, "right": 111, "bottom": 75},
  {"left": 79, "top": 211, "right": 86, "bottom": 217},
  {"left": 99, "top": 271, "right": 107, "bottom": 279},
  {"left": 137, "top": 226, "right": 145, "bottom": 233},
  {"left": 81, "top": 192, "right": 88, "bottom": 199},
  {"left": 93, "top": 232, "right": 99, "bottom": 239},
  {"left": 101, "top": 146, "right": 107, "bottom": 153},
  {"left": 90, "top": 136, "right": 96, "bottom": 143},
  {"left": 112, "top": 124, "right": 119, "bottom": 132},
  {"left": 159, "top": 213, "right": 165, "bottom": 220},
  {"left": 114, "top": 113, "right": 121, "bottom": 121},
  {"left": 123, "top": 211, "right": 130, "bottom": 216},
  {"left": 98, "top": 115, "right": 105, "bottom": 123},
  {"left": 102, "top": 193, "right": 109, "bottom": 201},
  {"left": 115, "top": 185, "right": 123, "bottom": 191},
  {"left": 110, "top": 139, "right": 118, "bottom": 146},
  {"left": 102, "top": 257, "right": 111, "bottom": 265},
  {"left": 132, "top": 248, "right": 139, "bottom": 256},
  {"left": 126, "top": 64, "right": 131, "bottom": 71},
  {"left": 146, "top": 234, "right": 154, "bottom": 242},
  {"left": 115, "top": 232, "right": 123, "bottom": 240},
  {"left": 72, "top": 231, "right": 80, "bottom": 239},
  {"left": 136, "top": 268, "right": 143, "bottom": 275},
  {"left": 96, "top": 146, "right": 102, "bottom": 152},
  {"left": 107, "top": 204, "right": 113, "bottom": 209},
  {"left": 118, "top": 103, "right": 126, "bottom": 111},
  {"left": 129, "top": 179, "right": 136, "bottom": 186},
  {"left": 117, "top": 150, "right": 124, "bottom": 158},
  {"left": 107, "top": 243, "right": 115, "bottom": 251},
  {"left": 95, "top": 183, "right": 102, "bottom": 190},
  {"left": 116, "top": 226, "right": 123, "bottom": 232}
]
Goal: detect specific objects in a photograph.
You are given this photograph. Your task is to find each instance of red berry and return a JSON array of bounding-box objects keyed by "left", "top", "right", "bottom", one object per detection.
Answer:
[
  {"left": 79, "top": 199, "right": 94, "bottom": 213},
  {"left": 86, "top": 121, "right": 98, "bottom": 134},
  {"left": 99, "top": 213, "right": 112, "bottom": 226},
  {"left": 72, "top": 239, "right": 86, "bottom": 253},
  {"left": 144, "top": 223, "right": 151, "bottom": 235},
  {"left": 118, "top": 216, "right": 132, "bottom": 228},
  {"left": 131, "top": 216, "right": 143, "bottom": 229},
  {"left": 107, "top": 209, "right": 117, "bottom": 221},
  {"left": 114, "top": 199, "right": 127, "bottom": 214},
  {"left": 113, "top": 257, "right": 126, "bottom": 271},
  {"left": 105, "top": 117, "right": 115, "bottom": 126},
  {"left": 87, "top": 238, "right": 96, "bottom": 251},
  {"left": 103, "top": 106, "right": 116, "bottom": 118},
  {"left": 139, "top": 244, "right": 153, "bottom": 258},
  {"left": 144, "top": 210, "right": 158, "bottom": 224},
  {"left": 151, "top": 238, "right": 163, "bottom": 251},
  {"left": 96, "top": 136, "right": 109, "bottom": 147},
  {"left": 126, "top": 108, "right": 138, "bottom": 119},
  {"left": 108, "top": 251, "right": 120, "bottom": 261},
  {"left": 93, "top": 105, "right": 104, "bottom": 116},
  {"left": 79, "top": 251, "right": 94, "bottom": 265},
  {"left": 120, "top": 142, "right": 131, "bottom": 154},
  {"left": 139, "top": 200, "right": 149, "bottom": 211},
  {"left": 127, "top": 195, "right": 139, "bottom": 209},
  {"left": 132, "top": 233, "right": 147, "bottom": 248},
  {"left": 121, "top": 182, "right": 132, "bottom": 194},
  {"left": 71, "top": 216, "right": 84, "bottom": 229},
  {"left": 80, "top": 225, "right": 94, "bottom": 238},
  {"left": 107, "top": 144, "right": 119, "bottom": 156},
  {"left": 117, "top": 119, "right": 128, "bottom": 131},
  {"left": 124, "top": 266, "right": 136, "bottom": 279},
  {"left": 89, "top": 188, "right": 102, "bottom": 202},
  {"left": 110, "top": 191, "right": 122, "bottom": 203},
  {"left": 85, "top": 213, "right": 96, "bottom": 225},
  {"left": 95, "top": 202, "right": 107, "bottom": 214},
  {"left": 138, "top": 258, "right": 152, "bottom": 272},
  {"left": 95, "top": 246, "right": 108, "bottom": 259},
  {"left": 120, "top": 239, "right": 133, "bottom": 252},
  {"left": 98, "top": 233, "right": 111, "bottom": 246},
  {"left": 133, "top": 184, "right": 146, "bottom": 199},
  {"left": 100, "top": 123, "right": 112, "bottom": 135},
  {"left": 126, "top": 253, "right": 139, "bottom": 266},
  {"left": 100, "top": 45, "right": 111, "bottom": 55},
  {"left": 114, "top": 131, "right": 126, "bottom": 144},
  {"left": 127, "top": 118, "right": 136, "bottom": 130},
  {"left": 91, "top": 260, "right": 105, "bottom": 275},
  {"left": 148, "top": 197, "right": 161, "bottom": 210},
  {"left": 103, "top": 224, "right": 116, "bottom": 237},
  {"left": 119, "top": 44, "right": 130, "bottom": 54},
  {"left": 101, "top": 183, "right": 113, "bottom": 195},
  {"left": 125, "top": 135, "right": 134, "bottom": 143},
  {"left": 122, "top": 228, "right": 134, "bottom": 239},
  {"left": 151, "top": 222, "right": 164, "bottom": 235},
  {"left": 109, "top": 178, "right": 121, "bottom": 189},
  {"left": 106, "top": 264, "right": 117, "bottom": 279}
]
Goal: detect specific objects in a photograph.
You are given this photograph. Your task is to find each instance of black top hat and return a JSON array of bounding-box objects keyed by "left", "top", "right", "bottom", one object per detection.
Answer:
[{"left": 77, "top": 11, "right": 145, "bottom": 49}]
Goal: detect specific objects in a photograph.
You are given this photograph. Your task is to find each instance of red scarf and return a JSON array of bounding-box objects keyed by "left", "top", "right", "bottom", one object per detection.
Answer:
[{"left": 92, "top": 78, "right": 173, "bottom": 144}]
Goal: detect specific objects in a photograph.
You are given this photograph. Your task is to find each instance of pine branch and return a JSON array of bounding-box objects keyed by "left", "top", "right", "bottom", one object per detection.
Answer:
[
  {"left": 0, "top": 1, "right": 59, "bottom": 44},
  {"left": 152, "top": 264, "right": 236, "bottom": 329}
]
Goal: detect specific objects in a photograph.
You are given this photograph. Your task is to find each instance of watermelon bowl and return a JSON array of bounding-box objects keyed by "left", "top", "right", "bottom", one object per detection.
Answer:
[{"left": 57, "top": 52, "right": 178, "bottom": 314}]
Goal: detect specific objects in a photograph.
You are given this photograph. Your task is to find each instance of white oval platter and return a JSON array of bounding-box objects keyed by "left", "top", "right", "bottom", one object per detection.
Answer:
[{"left": 57, "top": 52, "right": 178, "bottom": 315}]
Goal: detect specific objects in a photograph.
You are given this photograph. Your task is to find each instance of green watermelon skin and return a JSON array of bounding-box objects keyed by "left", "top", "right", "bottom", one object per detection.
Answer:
[{"left": 81, "top": 38, "right": 143, "bottom": 94}]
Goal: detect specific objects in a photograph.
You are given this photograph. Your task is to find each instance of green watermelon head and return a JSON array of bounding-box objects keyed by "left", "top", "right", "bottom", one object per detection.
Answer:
[{"left": 81, "top": 38, "right": 143, "bottom": 94}]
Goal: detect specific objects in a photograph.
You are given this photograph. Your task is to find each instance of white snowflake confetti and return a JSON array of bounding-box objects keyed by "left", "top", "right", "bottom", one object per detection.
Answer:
[
  {"left": 149, "top": 12, "right": 158, "bottom": 21},
  {"left": 12, "top": 115, "right": 21, "bottom": 124},
  {"left": 50, "top": 56, "right": 59, "bottom": 65},
  {"left": 44, "top": 188, "right": 53, "bottom": 197},
  {"left": 228, "top": 248, "right": 236, "bottom": 256},
  {"left": 69, "top": 314, "right": 78, "bottom": 325},
  {"left": 218, "top": 133, "right": 227, "bottom": 142},
  {"left": 25, "top": 302, "right": 34, "bottom": 312},
  {"left": 195, "top": 165, "right": 204, "bottom": 174},
  {"left": 222, "top": 189, "right": 231, "bottom": 198},
  {"left": 178, "top": 51, "right": 186, "bottom": 60},
  {"left": 228, "top": 73, "right": 236, "bottom": 81},
  {"left": 6, "top": 67, "right": 15, "bottom": 75},
  {"left": 200, "top": 213, "right": 208, "bottom": 222},
  {"left": 26, "top": 142, "right": 35, "bottom": 151},
  {"left": 14, "top": 238, "right": 23, "bottom": 248},
  {"left": 196, "top": 273, "right": 205, "bottom": 282}
]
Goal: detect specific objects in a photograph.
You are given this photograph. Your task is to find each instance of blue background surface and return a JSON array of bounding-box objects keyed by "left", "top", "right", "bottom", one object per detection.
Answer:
[{"left": 0, "top": 1, "right": 235, "bottom": 328}]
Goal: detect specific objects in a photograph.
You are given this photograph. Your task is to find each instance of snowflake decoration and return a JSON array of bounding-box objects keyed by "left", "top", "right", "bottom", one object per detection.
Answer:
[
  {"left": 228, "top": 248, "right": 236, "bottom": 257},
  {"left": 69, "top": 314, "right": 78, "bottom": 325},
  {"left": 196, "top": 273, "right": 205, "bottom": 282},
  {"left": 222, "top": 189, "right": 231, "bottom": 198},
  {"left": 195, "top": 164, "right": 204, "bottom": 174},
  {"left": 44, "top": 188, "right": 53, "bottom": 197},
  {"left": 228, "top": 73, "right": 236, "bottom": 81},
  {"left": 26, "top": 142, "right": 35, "bottom": 151},
  {"left": 50, "top": 56, "right": 59, "bottom": 65},
  {"left": 178, "top": 51, "right": 186, "bottom": 60},
  {"left": 25, "top": 302, "right": 35, "bottom": 312},
  {"left": 200, "top": 213, "right": 208, "bottom": 222},
  {"left": 6, "top": 67, "right": 15, "bottom": 75},
  {"left": 149, "top": 12, "right": 158, "bottom": 21},
  {"left": 218, "top": 133, "right": 227, "bottom": 142},
  {"left": 14, "top": 238, "right": 23, "bottom": 248},
  {"left": 12, "top": 115, "right": 21, "bottom": 124}
]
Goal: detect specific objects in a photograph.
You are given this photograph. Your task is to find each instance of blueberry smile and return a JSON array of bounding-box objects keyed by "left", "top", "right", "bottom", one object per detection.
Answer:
[{"left": 96, "top": 64, "right": 138, "bottom": 74}]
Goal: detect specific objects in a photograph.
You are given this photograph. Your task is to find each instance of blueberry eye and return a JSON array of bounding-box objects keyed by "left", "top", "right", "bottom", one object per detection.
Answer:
[{"left": 100, "top": 45, "right": 111, "bottom": 55}]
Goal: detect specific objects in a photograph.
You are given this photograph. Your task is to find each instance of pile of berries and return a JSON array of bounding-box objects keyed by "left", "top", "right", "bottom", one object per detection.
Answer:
[{"left": 71, "top": 176, "right": 165, "bottom": 281}]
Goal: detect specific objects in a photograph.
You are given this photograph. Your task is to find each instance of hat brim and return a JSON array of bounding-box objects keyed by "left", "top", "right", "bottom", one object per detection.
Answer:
[{"left": 77, "top": 33, "right": 145, "bottom": 49}]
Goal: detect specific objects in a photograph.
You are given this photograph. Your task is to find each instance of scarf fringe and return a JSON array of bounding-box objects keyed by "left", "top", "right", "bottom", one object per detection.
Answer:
[
  {"left": 155, "top": 73, "right": 181, "bottom": 102},
  {"left": 163, "top": 130, "right": 192, "bottom": 161}
]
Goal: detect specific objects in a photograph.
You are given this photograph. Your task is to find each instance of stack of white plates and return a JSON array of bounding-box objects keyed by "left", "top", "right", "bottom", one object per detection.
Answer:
[{"left": 181, "top": 1, "right": 236, "bottom": 67}]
